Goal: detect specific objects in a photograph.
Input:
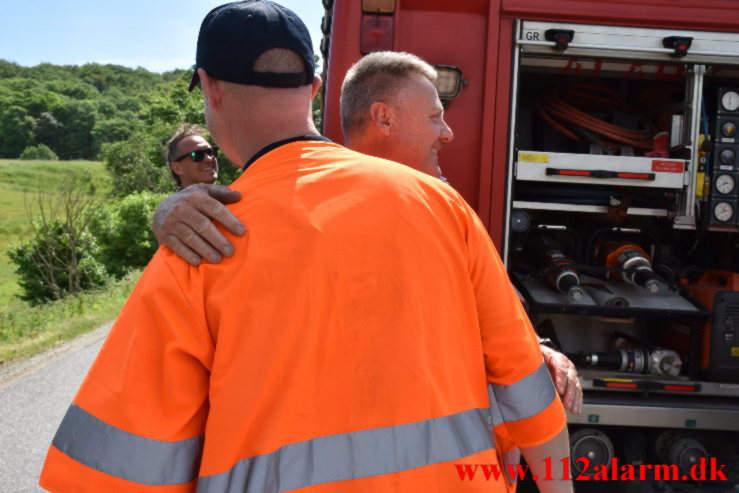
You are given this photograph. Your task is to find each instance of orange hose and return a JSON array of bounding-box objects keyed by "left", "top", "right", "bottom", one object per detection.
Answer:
[
  {"left": 536, "top": 103, "right": 582, "bottom": 142},
  {"left": 538, "top": 85, "right": 656, "bottom": 152}
]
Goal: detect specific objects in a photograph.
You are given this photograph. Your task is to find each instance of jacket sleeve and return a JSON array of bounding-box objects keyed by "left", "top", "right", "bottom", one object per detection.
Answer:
[
  {"left": 39, "top": 250, "right": 214, "bottom": 493},
  {"left": 465, "top": 207, "right": 566, "bottom": 449}
]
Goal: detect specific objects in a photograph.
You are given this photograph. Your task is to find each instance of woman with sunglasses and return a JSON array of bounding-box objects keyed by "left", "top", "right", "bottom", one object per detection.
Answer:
[{"left": 165, "top": 124, "right": 219, "bottom": 189}]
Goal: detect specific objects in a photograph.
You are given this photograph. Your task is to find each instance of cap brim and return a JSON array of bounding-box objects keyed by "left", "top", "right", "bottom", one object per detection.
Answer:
[{"left": 188, "top": 71, "right": 200, "bottom": 92}]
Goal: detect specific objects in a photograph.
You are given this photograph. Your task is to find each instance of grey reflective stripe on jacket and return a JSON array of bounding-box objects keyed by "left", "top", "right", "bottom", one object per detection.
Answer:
[
  {"left": 488, "top": 361, "right": 555, "bottom": 484},
  {"left": 197, "top": 407, "right": 494, "bottom": 493},
  {"left": 52, "top": 405, "right": 494, "bottom": 491},
  {"left": 488, "top": 361, "right": 556, "bottom": 427},
  {"left": 51, "top": 404, "right": 203, "bottom": 486}
]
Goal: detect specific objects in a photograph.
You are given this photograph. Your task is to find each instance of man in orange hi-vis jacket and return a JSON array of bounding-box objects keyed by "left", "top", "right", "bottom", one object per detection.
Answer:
[
  {"left": 39, "top": 2, "right": 572, "bottom": 492},
  {"left": 151, "top": 50, "right": 582, "bottom": 493}
]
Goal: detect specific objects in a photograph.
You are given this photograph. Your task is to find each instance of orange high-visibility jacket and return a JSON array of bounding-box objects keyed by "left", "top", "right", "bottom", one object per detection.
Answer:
[{"left": 40, "top": 139, "right": 565, "bottom": 493}]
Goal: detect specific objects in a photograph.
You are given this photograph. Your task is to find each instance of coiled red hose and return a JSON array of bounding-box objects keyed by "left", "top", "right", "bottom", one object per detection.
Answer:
[{"left": 537, "top": 85, "right": 655, "bottom": 152}]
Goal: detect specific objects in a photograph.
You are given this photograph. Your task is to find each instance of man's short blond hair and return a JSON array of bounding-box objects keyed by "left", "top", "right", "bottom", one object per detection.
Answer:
[
  {"left": 253, "top": 48, "right": 307, "bottom": 74},
  {"left": 340, "top": 52, "right": 437, "bottom": 138}
]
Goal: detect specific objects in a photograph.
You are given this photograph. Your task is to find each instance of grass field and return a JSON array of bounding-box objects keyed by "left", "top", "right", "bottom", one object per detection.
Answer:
[{"left": 0, "top": 159, "right": 111, "bottom": 307}]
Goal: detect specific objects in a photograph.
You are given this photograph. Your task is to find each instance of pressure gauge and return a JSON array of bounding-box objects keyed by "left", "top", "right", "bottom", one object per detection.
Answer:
[
  {"left": 722, "top": 90, "right": 739, "bottom": 112},
  {"left": 715, "top": 174, "right": 736, "bottom": 195},
  {"left": 713, "top": 201, "right": 734, "bottom": 223},
  {"left": 720, "top": 148, "right": 736, "bottom": 165},
  {"left": 722, "top": 121, "right": 737, "bottom": 138},
  {"left": 510, "top": 209, "right": 531, "bottom": 232}
]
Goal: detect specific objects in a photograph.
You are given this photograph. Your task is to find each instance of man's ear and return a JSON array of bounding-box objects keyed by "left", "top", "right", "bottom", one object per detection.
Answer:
[
  {"left": 311, "top": 74, "right": 322, "bottom": 99},
  {"left": 199, "top": 68, "right": 223, "bottom": 111},
  {"left": 169, "top": 162, "right": 184, "bottom": 177},
  {"left": 369, "top": 101, "right": 393, "bottom": 137}
]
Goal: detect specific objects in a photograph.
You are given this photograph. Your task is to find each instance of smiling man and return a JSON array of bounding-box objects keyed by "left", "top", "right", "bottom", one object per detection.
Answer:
[
  {"left": 340, "top": 53, "right": 454, "bottom": 179},
  {"left": 165, "top": 124, "right": 219, "bottom": 188}
]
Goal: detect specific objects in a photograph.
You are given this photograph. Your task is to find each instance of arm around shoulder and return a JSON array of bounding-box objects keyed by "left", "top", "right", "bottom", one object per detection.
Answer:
[{"left": 152, "top": 183, "right": 245, "bottom": 265}]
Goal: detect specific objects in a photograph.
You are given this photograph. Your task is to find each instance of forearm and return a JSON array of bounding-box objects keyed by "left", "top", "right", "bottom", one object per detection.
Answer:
[
  {"left": 152, "top": 197, "right": 170, "bottom": 245},
  {"left": 520, "top": 426, "right": 573, "bottom": 493}
]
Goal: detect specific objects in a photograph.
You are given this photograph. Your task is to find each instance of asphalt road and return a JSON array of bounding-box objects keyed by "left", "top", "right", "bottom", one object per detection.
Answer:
[{"left": 0, "top": 323, "right": 111, "bottom": 493}]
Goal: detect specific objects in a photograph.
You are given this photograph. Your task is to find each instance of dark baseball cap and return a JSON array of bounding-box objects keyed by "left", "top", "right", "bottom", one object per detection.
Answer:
[{"left": 188, "top": 0, "right": 315, "bottom": 92}]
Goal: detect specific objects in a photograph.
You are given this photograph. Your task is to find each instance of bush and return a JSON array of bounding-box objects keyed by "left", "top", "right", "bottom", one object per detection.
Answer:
[
  {"left": 19, "top": 143, "right": 59, "bottom": 161},
  {"left": 90, "top": 192, "right": 166, "bottom": 278},
  {"left": 7, "top": 220, "right": 107, "bottom": 305},
  {"left": 7, "top": 171, "right": 107, "bottom": 305}
]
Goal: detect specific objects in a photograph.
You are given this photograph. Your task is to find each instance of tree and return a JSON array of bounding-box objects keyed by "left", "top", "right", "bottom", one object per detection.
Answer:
[
  {"left": 0, "top": 105, "right": 35, "bottom": 158},
  {"left": 100, "top": 132, "right": 175, "bottom": 196},
  {"left": 91, "top": 114, "right": 140, "bottom": 155},
  {"left": 24, "top": 63, "right": 78, "bottom": 83},
  {"left": 312, "top": 55, "right": 323, "bottom": 130},
  {"left": 51, "top": 99, "right": 97, "bottom": 159},
  {"left": 313, "top": 85, "right": 323, "bottom": 130},
  {"left": 98, "top": 87, "right": 141, "bottom": 117},
  {"left": 23, "top": 88, "right": 65, "bottom": 118},
  {"left": 45, "top": 79, "right": 98, "bottom": 101},
  {"left": 214, "top": 154, "right": 242, "bottom": 185},
  {"left": 7, "top": 172, "right": 107, "bottom": 304},
  {"left": 34, "top": 111, "right": 64, "bottom": 153},
  {"left": 0, "top": 59, "right": 22, "bottom": 78},
  {"left": 141, "top": 71, "right": 205, "bottom": 128}
]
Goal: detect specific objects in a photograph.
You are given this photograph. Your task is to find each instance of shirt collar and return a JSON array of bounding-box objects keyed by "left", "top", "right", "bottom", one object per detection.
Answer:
[{"left": 242, "top": 135, "right": 333, "bottom": 171}]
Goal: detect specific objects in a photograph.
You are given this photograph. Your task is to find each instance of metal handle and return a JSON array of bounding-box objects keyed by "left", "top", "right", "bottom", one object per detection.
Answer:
[
  {"left": 546, "top": 168, "right": 656, "bottom": 181},
  {"left": 517, "top": 39, "right": 739, "bottom": 58}
]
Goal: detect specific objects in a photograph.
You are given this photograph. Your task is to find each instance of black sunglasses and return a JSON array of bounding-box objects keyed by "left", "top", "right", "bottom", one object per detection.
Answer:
[{"left": 174, "top": 146, "right": 218, "bottom": 163}]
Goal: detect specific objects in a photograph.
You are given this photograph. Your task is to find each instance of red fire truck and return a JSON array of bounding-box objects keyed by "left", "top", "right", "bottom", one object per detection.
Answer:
[{"left": 319, "top": 0, "right": 739, "bottom": 486}]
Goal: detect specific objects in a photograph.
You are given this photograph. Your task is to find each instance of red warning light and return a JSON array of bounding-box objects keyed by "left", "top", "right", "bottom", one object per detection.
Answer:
[{"left": 360, "top": 15, "right": 394, "bottom": 54}]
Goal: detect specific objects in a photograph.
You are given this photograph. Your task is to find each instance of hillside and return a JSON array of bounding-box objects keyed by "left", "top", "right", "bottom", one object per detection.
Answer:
[{"left": 0, "top": 59, "right": 198, "bottom": 161}]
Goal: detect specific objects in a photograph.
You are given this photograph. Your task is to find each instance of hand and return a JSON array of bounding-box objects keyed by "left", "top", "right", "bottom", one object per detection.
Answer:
[
  {"left": 152, "top": 183, "right": 245, "bottom": 265},
  {"left": 540, "top": 345, "right": 583, "bottom": 414}
]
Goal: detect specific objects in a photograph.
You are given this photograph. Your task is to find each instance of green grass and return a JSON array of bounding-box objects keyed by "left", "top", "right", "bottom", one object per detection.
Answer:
[
  {"left": 0, "top": 159, "right": 110, "bottom": 308},
  {"left": 0, "top": 159, "right": 111, "bottom": 194},
  {"left": 0, "top": 190, "right": 30, "bottom": 303},
  {"left": 0, "top": 269, "right": 141, "bottom": 363}
]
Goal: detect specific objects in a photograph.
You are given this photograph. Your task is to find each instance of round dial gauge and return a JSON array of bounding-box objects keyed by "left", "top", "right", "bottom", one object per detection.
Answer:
[
  {"left": 722, "top": 121, "right": 737, "bottom": 138},
  {"left": 714, "top": 201, "right": 734, "bottom": 223},
  {"left": 510, "top": 209, "right": 531, "bottom": 232},
  {"left": 720, "top": 148, "right": 736, "bottom": 165},
  {"left": 722, "top": 90, "right": 739, "bottom": 112},
  {"left": 715, "top": 174, "right": 736, "bottom": 195}
]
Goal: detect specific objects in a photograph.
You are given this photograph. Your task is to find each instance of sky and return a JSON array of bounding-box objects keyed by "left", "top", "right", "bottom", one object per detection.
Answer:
[{"left": 0, "top": 0, "right": 325, "bottom": 73}]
